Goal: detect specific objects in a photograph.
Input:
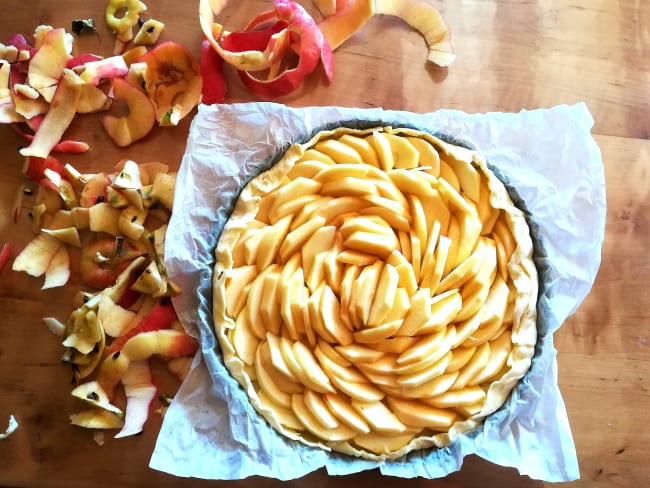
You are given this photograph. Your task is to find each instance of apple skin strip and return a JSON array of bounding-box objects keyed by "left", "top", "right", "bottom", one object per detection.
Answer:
[
  {"left": 374, "top": 0, "right": 456, "bottom": 67},
  {"left": 20, "top": 69, "right": 82, "bottom": 159}
]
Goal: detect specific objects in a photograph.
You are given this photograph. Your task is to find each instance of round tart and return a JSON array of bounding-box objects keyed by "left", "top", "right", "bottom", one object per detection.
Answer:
[{"left": 212, "top": 125, "right": 538, "bottom": 460}]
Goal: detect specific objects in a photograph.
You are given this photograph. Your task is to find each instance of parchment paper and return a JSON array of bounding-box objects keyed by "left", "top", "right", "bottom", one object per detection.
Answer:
[{"left": 149, "top": 102, "right": 605, "bottom": 481}]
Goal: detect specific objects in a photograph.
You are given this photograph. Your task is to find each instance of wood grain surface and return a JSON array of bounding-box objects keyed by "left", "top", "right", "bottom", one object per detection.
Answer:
[{"left": 1, "top": 1, "right": 648, "bottom": 487}]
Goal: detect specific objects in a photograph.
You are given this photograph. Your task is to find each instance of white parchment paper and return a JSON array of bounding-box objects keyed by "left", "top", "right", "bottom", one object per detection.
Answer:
[{"left": 149, "top": 102, "right": 605, "bottom": 481}]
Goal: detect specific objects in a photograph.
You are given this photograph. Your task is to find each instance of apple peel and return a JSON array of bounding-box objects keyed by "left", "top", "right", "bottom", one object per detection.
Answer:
[
  {"left": 16, "top": 131, "right": 89, "bottom": 154},
  {"left": 102, "top": 77, "right": 156, "bottom": 147},
  {"left": 19, "top": 69, "right": 83, "bottom": 159},
  {"left": 12, "top": 233, "right": 62, "bottom": 278},
  {"left": 317, "top": 0, "right": 375, "bottom": 50},
  {"left": 199, "top": 39, "right": 226, "bottom": 104},
  {"left": 70, "top": 409, "right": 123, "bottom": 429},
  {"left": 42, "top": 244, "right": 71, "bottom": 289},
  {"left": 105, "top": 299, "right": 178, "bottom": 354},
  {"left": 0, "top": 415, "right": 19, "bottom": 440},
  {"left": 199, "top": 2, "right": 290, "bottom": 73},
  {"left": 22, "top": 154, "right": 66, "bottom": 185},
  {"left": 138, "top": 42, "right": 202, "bottom": 126},
  {"left": 114, "top": 360, "right": 156, "bottom": 438},
  {"left": 71, "top": 381, "right": 123, "bottom": 416},
  {"left": 26, "top": 27, "right": 72, "bottom": 101},
  {"left": 79, "top": 55, "right": 129, "bottom": 86},
  {"left": 201, "top": 0, "right": 333, "bottom": 99},
  {"left": 97, "top": 329, "right": 198, "bottom": 398},
  {"left": 0, "top": 243, "right": 11, "bottom": 275},
  {"left": 313, "top": 0, "right": 337, "bottom": 17},
  {"left": 240, "top": 0, "right": 334, "bottom": 98},
  {"left": 374, "top": 0, "right": 456, "bottom": 67}
]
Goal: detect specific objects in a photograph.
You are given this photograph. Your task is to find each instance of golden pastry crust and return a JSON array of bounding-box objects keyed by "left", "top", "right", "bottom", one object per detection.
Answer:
[{"left": 213, "top": 126, "right": 537, "bottom": 461}]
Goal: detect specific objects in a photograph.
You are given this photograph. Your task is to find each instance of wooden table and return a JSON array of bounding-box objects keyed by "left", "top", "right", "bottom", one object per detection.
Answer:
[{"left": 1, "top": 1, "right": 648, "bottom": 486}]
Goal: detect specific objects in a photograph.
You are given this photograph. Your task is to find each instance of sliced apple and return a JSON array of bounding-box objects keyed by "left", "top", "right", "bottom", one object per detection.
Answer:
[
  {"left": 303, "top": 389, "right": 340, "bottom": 430},
  {"left": 350, "top": 399, "right": 407, "bottom": 434},
  {"left": 386, "top": 396, "right": 457, "bottom": 430},
  {"left": 323, "top": 393, "right": 371, "bottom": 434},
  {"left": 102, "top": 78, "right": 156, "bottom": 147},
  {"left": 291, "top": 393, "right": 356, "bottom": 442}
]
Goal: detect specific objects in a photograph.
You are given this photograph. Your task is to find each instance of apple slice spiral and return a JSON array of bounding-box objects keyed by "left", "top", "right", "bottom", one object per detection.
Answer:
[{"left": 213, "top": 125, "right": 538, "bottom": 460}]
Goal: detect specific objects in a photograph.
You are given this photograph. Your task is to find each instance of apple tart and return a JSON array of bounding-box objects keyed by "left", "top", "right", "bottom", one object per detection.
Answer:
[{"left": 212, "top": 125, "right": 538, "bottom": 460}]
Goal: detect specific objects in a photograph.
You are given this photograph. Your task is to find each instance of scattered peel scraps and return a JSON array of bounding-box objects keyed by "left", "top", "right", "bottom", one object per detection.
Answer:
[
  {"left": 1, "top": 3, "right": 202, "bottom": 158},
  {"left": 11, "top": 155, "right": 195, "bottom": 437}
]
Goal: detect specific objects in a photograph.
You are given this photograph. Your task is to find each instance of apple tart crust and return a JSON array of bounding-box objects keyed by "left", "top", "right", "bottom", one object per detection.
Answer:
[{"left": 212, "top": 125, "right": 538, "bottom": 461}]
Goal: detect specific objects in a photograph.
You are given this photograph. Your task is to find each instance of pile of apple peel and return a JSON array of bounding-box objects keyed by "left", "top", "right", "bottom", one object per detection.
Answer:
[
  {"left": 199, "top": 0, "right": 454, "bottom": 99},
  {"left": 213, "top": 126, "right": 537, "bottom": 460},
  {"left": 12, "top": 157, "right": 197, "bottom": 437},
  {"left": 0, "top": 20, "right": 201, "bottom": 157}
]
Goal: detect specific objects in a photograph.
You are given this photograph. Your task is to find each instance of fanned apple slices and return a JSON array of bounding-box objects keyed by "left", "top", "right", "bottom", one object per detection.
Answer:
[{"left": 213, "top": 125, "right": 538, "bottom": 461}]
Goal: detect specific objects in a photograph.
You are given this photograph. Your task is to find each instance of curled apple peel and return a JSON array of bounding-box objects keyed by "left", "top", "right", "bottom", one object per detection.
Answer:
[
  {"left": 199, "top": 39, "right": 226, "bottom": 104},
  {"left": 200, "top": 0, "right": 333, "bottom": 99},
  {"left": 374, "top": 0, "right": 456, "bottom": 67},
  {"left": 317, "top": 0, "right": 375, "bottom": 51}
]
